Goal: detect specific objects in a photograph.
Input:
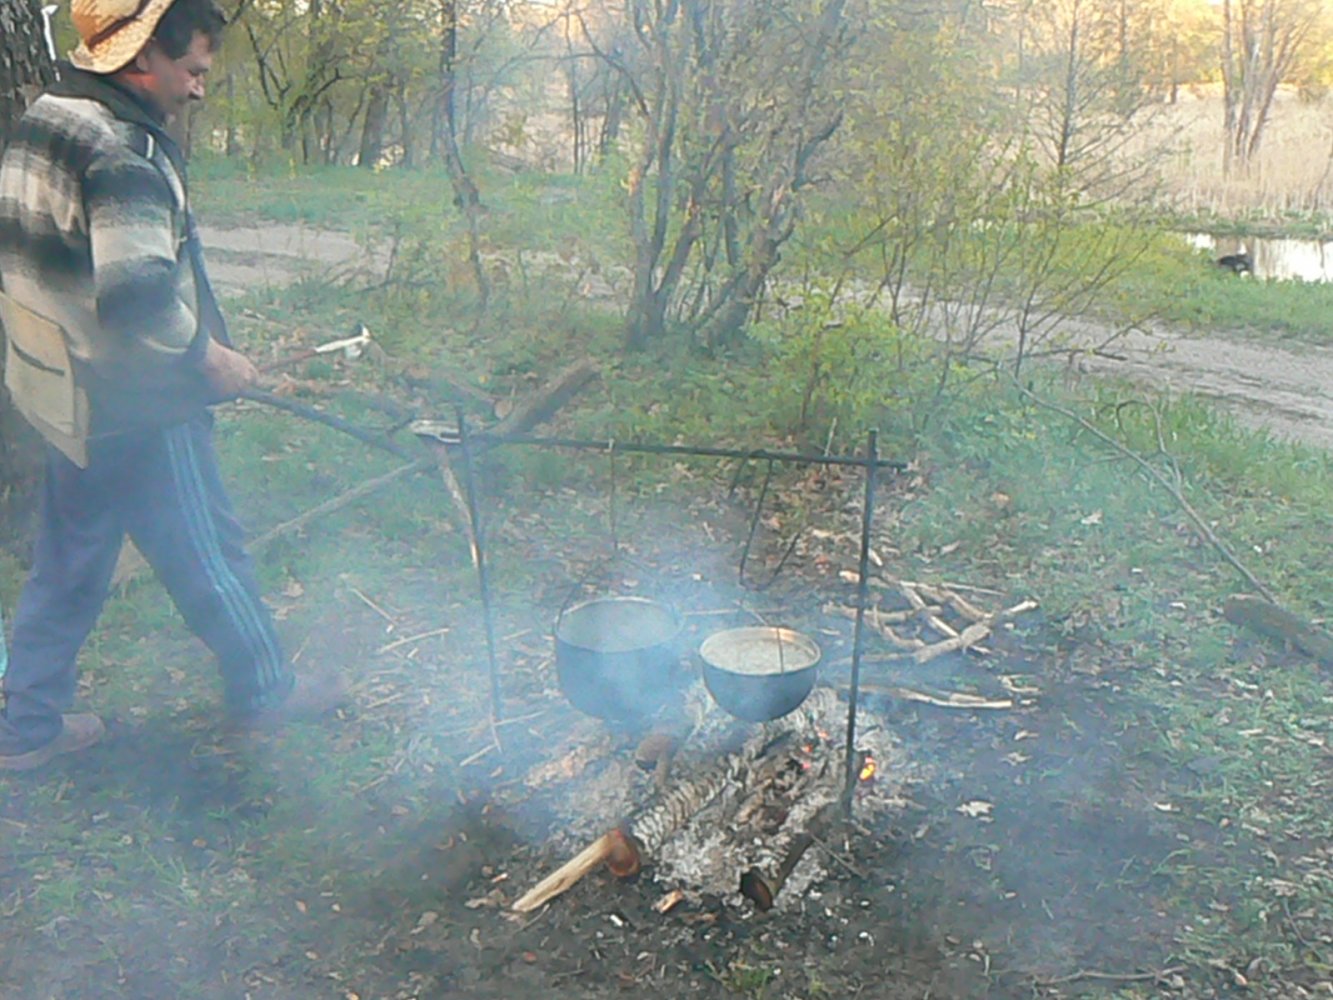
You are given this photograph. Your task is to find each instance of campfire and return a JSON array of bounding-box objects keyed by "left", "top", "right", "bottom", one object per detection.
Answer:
[{"left": 507, "top": 685, "right": 908, "bottom": 914}]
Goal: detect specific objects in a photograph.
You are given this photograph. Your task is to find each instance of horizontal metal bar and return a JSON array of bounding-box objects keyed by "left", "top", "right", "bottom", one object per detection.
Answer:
[{"left": 472, "top": 432, "right": 907, "bottom": 470}]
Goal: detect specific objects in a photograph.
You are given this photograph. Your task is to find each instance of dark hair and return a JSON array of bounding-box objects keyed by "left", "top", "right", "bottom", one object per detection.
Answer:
[{"left": 154, "top": 0, "right": 227, "bottom": 59}]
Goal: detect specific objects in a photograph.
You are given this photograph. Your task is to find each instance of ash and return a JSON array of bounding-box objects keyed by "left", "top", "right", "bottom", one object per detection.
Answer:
[{"left": 513, "top": 685, "right": 910, "bottom": 911}]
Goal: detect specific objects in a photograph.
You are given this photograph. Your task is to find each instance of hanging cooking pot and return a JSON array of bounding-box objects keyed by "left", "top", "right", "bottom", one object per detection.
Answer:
[
  {"left": 700, "top": 626, "right": 821, "bottom": 722},
  {"left": 555, "top": 596, "right": 684, "bottom": 722}
]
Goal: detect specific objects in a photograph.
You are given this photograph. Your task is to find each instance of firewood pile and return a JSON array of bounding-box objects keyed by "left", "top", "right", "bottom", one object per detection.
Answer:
[
  {"left": 830, "top": 574, "right": 1038, "bottom": 665},
  {"left": 506, "top": 686, "right": 909, "bottom": 914}
]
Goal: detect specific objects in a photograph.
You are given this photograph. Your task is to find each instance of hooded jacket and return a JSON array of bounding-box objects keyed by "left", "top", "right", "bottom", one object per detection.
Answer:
[{"left": 0, "top": 64, "right": 226, "bottom": 434}]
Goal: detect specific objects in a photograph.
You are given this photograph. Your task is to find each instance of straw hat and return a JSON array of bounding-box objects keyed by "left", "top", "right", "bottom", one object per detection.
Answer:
[{"left": 69, "top": 0, "right": 177, "bottom": 74}]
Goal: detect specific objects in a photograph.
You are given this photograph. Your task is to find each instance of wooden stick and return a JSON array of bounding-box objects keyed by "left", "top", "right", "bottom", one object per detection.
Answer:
[
  {"left": 249, "top": 459, "right": 433, "bottom": 551},
  {"left": 376, "top": 626, "right": 452, "bottom": 655},
  {"left": 1011, "top": 379, "right": 1277, "bottom": 604},
  {"left": 912, "top": 621, "right": 992, "bottom": 663},
  {"left": 511, "top": 829, "right": 637, "bottom": 913},
  {"left": 900, "top": 581, "right": 960, "bottom": 638},
  {"left": 845, "top": 683, "right": 1013, "bottom": 711},
  {"left": 112, "top": 459, "right": 433, "bottom": 588}
]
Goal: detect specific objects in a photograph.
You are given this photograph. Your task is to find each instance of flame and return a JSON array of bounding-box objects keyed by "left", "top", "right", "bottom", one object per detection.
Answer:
[{"left": 859, "top": 757, "right": 877, "bottom": 782}]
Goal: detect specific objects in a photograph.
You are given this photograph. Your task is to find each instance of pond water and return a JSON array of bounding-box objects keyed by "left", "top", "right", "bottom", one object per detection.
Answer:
[{"left": 1186, "top": 232, "right": 1333, "bottom": 283}]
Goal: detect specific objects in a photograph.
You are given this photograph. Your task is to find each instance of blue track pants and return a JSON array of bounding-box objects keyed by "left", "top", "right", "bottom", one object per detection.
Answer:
[{"left": 0, "top": 412, "right": 290, "bottom": 752}]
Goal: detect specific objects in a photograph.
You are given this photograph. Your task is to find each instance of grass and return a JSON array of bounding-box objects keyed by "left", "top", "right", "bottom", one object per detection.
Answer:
[
  {"left": 1107, "top": 232, "right": 1333, "bottom": 341},
  {"left": 2, "top": 159, "right": 1332, "bottom": 996}
]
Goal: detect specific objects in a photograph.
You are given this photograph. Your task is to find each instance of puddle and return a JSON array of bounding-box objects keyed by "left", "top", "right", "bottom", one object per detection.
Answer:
[{"left": 1186, "top": 231, "right": 1333, "bottom": 282}]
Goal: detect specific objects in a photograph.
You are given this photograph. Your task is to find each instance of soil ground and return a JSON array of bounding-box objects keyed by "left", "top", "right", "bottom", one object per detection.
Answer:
[
  {"left": 1, "top": 487, "right": 1247, "bottom": 1000},
  {"left": 4, "top": 477, "right": 1320, "bottom": 1000}
]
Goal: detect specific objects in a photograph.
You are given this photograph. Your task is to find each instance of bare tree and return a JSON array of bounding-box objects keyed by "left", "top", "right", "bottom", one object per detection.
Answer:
[
  {"left": 1219, "top": 0, "right": 1326, "bottom": 174},
  {"left": 579, "top": 0, "right": 852, "bottom": 350},
  {"left": 1011, "top": 0, "right": 1165, "bottom": 202},
  {"left": 1, "top": 0, "right": 54, "bottom": 146}
]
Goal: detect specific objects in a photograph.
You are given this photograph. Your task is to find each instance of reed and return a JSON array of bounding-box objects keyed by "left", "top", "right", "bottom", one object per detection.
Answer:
[{"left": 1125, "top": 87, "right": 1333, "bottom": 221}]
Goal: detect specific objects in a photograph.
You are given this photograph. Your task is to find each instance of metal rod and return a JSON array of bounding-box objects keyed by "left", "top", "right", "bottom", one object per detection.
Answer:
[
  {"left": 476, "top": 433, "right": 907, "bottom": 470},
  {"left": 240, "top": 389, "right": 417, "bottom": 460},
  {"left": 456, "top": 407, "right": 503, "bottom": 723},
  {"left": 843, "top": 429, "right": 879, "bottom": 816}
]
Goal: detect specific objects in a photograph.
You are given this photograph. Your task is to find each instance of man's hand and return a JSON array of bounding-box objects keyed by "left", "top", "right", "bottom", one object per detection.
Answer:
[{"left": 200, "top": 338, "right": 259, "bottom": 399}]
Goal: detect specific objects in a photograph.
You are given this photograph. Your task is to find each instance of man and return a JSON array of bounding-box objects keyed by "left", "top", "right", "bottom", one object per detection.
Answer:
[{"left": 0, "top": 0, "right": 345, "bottom": 771}]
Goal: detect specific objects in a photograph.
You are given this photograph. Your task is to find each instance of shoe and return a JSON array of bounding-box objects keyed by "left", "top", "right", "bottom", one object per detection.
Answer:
[
  {"left": 231, "top": 672, "right": 349, "bottom": 730},
  {"left": 0, "top": 713, "right": 105, "bottom": 772}
]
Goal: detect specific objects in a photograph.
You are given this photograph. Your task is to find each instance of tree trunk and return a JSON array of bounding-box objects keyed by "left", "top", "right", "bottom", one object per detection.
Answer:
[
  {"left": 1, "top": 0, "right": 57, "bottom": 552},
  {"left": 1, "top": 0, "right": 54, "bottom": 145},
  {"left": 436, "top": 0, "right": 490, "bottom": 306},
  {"left": 395, "top": 85, "right": 414, "bottom": 169},
  {"left": 357, "top": 84, "right": 389, "bottom": 168},
  {"left": 223, "top": 73, "right": 241, "bottom": 157},
  {"left": 1219, "top": 0, "right": 1320, "bottom": 175}
]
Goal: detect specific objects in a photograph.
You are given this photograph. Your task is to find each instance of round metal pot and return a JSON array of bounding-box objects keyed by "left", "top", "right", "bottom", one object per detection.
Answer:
[
  {"left": 555, "top": 596, "right": 684, "bottom": 722},
  {"left": 700, "top": 626, "right": 821, "bottom": 723}
]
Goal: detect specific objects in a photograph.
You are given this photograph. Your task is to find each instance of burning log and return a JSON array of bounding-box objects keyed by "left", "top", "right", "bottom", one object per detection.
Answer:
[
  {"left": 739, "top": 801, "right": 840, "bottom": 911},
  {"left": 511, "top": 733, "right": 797, "bottom": 913}
]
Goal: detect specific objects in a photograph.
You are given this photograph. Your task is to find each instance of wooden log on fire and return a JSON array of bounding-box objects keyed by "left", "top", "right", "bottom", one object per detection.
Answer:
[
  {"left": 511, "top": 733, "right": 797, "bottom": 913},
  {"left": 739, "top": 801, "right": 841, "bottom": 911}
]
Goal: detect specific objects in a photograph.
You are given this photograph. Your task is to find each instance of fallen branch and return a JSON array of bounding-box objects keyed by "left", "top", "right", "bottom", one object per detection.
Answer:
[
  {"left": 824, "top": 603, "right": 930, "bottom": 648},
  {"left": 1011, "top": 380, "right": 1276, "bottom": 604},
  {"left": 1223, "top": 594, "right": 1333, "bottom": 668},
  {"left": 912, "top": 582, "right": 988, "bottom": 623},
  {"left": 845, "top": 683, "right": 1013, "bottom": 711},
  {"left": 913, "top": 621, "right": 992, "bottom": 663},
  {"left": 1036, "top": 965, "right": 1186, "bottom": 987},
  {"left": 899, "top": 581, "right": 959, "bottom": 638}
]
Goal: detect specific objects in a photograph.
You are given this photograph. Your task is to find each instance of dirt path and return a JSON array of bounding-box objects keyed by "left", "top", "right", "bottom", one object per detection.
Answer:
[
  {"left": 202, "top": 223, "right": 387, "bottom": 296},
  {"left": 1069, "top": 321, "right": 1333, "bottom": 451},
  {"left": 202, "top": 225, "right": 1333, "bottom": 450}
]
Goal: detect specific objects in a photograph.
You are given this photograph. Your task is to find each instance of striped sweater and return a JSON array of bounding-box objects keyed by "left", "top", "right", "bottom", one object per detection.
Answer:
[{"left": 0, "top": 67, "right": 215, "bottom": 431}]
